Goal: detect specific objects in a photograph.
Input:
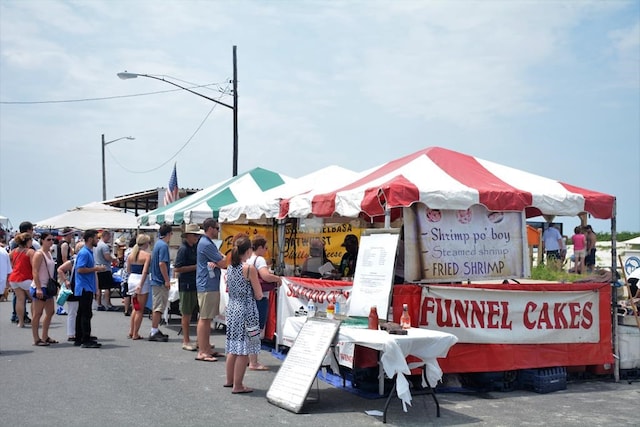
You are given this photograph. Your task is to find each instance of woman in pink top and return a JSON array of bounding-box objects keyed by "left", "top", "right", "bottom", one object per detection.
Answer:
[
  {"left": 30, "top": 231, "right": 57, "bottom": 346},
  {"left": 571, "top": 226, "right": 586, "bottom": 274}
]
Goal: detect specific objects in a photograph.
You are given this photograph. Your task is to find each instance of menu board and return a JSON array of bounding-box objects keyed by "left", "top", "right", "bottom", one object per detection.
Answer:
[
  {"left": 267, "top": 317, "right": 340, "bottom": 413},
  {"left": 348, "top": 230, "right": 399, "bottom": 318}
]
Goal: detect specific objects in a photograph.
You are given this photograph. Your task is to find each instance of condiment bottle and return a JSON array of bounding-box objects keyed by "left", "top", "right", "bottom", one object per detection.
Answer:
[
  {"left": 368, "top": 305, "right": 379, "bottom": 330},
  {"left": 326, "top": 302, "right": 335, "bottom": 319},
  {"left": 400, "top": 303, "right": 411, "bottom": 329}
]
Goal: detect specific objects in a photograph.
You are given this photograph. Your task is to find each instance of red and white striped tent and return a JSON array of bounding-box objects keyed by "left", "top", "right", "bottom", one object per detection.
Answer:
[{"left": 286, "top": 146, "right": 615, "bottom": 221}]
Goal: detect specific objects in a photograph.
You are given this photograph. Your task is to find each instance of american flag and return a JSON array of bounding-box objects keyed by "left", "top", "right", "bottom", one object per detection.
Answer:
[{"left": 163, "top": 163, "right": 179, "bottom": 206}]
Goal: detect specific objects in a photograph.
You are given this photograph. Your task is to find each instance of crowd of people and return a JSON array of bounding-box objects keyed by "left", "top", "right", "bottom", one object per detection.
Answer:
[
  {"left": 542, "top": 223, "right": 598, "bottom": 274},
  {"left": 0, "top": 218, "right": 366, "bottom": 393}
]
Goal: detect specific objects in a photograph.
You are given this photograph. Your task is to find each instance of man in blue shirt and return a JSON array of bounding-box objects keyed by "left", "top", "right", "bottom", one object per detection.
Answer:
[
  {"left": 74, "top": 229, "right": 108, "bottom": 348},
  {"left": 148, "top": 224, "right": 173, "bottom": 342},
  {"left": 195, "top": 218, "right": 227, "bottom": 362}
]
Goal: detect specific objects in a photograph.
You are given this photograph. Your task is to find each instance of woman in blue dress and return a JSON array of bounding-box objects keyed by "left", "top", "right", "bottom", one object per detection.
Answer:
[{"left": 224, "top": 236, "right": 263, "bottom": 394}]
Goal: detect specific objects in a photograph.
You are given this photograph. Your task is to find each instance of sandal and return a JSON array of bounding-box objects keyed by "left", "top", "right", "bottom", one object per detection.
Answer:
[
  {"left": 33, "top": 339, "right": 50, "bottom": 347},
  {"left": 44, "top": 337, "right": 59, "bottom": 344},
  {"left": 248, "top": 365, "right": 269, "bottom": 371},
  {"left": 131, "top": 335, "right": 143, "bottom": 340}
]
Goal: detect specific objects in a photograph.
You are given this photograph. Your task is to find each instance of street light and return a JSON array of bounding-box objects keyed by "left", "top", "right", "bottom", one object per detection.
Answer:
[
  {"left": 102, "top": 134, "right": 135, "bottom": 200},
  {"left": 117, "top": 45, "right": 239, "bottom": 176}
]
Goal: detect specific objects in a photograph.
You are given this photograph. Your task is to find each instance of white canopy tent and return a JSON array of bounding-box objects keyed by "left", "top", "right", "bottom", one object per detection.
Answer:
[
  {"left": 35, "top": 202, "right": 148, "bottom": 230},
  {"left": 218, "top": 165, "right": 360, "bottom": 223}
]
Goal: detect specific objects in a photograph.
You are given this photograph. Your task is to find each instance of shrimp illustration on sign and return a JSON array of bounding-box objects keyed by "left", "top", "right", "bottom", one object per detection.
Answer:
[
  {"left": 426, "top": 208, "right": 442, "bottom": 223},
  {"left": 488, "top": 211, "right": 504, "bottom": 224},
  {"left": 456, "top": 208, "right": 473, "bottom": 224}
]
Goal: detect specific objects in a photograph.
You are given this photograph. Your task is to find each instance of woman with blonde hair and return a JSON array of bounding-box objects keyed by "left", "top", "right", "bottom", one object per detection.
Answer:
[
  {"left": 30, "top": 231, "right": 58, "bottom": 346},
  {"left": 8, "top": 233, "right": 35, "bottom": 329},
  {"left": 127, "top": 234, "right": 151, "bottom": 340}
]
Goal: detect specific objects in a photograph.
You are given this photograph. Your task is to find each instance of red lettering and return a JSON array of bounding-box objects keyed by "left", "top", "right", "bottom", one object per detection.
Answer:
[
  {"left": 470, "top": 300, "right": 486, "bottom": 328},
  {"left": 568, "top": 302, "right": 582, "bottom": 328},
  {"left": 436, "top": 299, "right": 454, "bottom": 327},
  {"left": 453, "top": 300, "right": 470, "bottom": 328},
  {"left": 523, "top": 301, "right": 537, "bottom": 329},
  {"left": 581, "top": 302, "right": 593, "bottom": 328},
  {"left": 500, "top": 301, "right": 512, "bottom": 330},
  {"left": 486, "top": 301, "right": 500, "bottom": 329},
  {"left": 553, "top": 303, "right": 569, "bottom": 329},
  {"left": 421, "top": 297, "right": 436, "bottom": 326},
  {"left": 537, "top": 302, "right": 553, "bottom": 329}
]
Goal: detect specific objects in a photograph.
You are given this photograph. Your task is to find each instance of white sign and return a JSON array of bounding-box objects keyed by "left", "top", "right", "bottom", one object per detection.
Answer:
[
  {"left": 421, "top": 286, "right": 600, "bottom": 344},
  {"left": 405, "top": 203, "right": 528, "bottom": 282},
  {"left": 349, "top": 232, "right": 399, "bottom": 318},
  {"left": 267, "top": 317, "right": 340, "bottom": 413}
]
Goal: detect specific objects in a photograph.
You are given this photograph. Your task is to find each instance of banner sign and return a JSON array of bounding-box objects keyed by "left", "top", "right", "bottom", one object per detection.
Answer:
[
  {"left": 276, "top": 277, "right": 352, "bottom": 346},
  {"left": 421, "top": 286, "right": 600, "bottom": 344},
  {"left": 405, "top": 203, "right": 528, "bottom": 282}
]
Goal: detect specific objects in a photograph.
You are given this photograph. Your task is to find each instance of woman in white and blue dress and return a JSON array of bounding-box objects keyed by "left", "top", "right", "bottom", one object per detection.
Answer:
[{"left": 224, "top": 236, "right": 263, "bottom": 394}]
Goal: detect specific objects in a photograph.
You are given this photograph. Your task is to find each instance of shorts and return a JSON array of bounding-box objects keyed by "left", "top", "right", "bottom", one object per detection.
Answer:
[
  {"left": 29, "top": 286, "right": 55, "bottom": 300},
  {"left": 197, "top": 291, "right": 220, "bottom": 320},
  {"left": 10, "top": 280, "right": 32, "bottom": 291},
  {"left": 179, "top": 291, "right": 198, "bottom": 316},
  {"left": 151, "top": 285, "right": 169, "bottom": 313},
  {"left": 546, "top": 250, "right": 560, "bottom": 260},
  {"left": 97, "top": 271, "right": 114, "bottom": 290},
  {"left": 574, "top": 249, "right": 585, "bottom": 258}
]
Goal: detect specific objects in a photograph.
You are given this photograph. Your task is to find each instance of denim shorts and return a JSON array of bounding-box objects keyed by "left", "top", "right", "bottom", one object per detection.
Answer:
[{"left": 29, "top": 286, "right": 54, "bottom": 300}]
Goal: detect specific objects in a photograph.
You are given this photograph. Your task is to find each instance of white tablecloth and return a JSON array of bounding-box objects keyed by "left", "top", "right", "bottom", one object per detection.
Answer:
[{"left": 282, "top": 316, "right": 458, "bottom": 410}]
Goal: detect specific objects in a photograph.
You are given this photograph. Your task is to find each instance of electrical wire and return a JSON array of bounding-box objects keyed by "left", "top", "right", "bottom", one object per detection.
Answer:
[{"left": 106, "top": 82, "right": 231, "bottom": 174}]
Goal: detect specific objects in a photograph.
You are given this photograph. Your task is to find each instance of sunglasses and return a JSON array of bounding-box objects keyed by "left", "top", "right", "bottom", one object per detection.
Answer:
[{"left": 45, "top": 238, "right": 55, "bottom": 241}]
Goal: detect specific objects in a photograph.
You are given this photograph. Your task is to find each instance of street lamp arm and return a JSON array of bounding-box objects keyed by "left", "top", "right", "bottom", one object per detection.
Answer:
[
  {"left": 104, "top": 136, "right": 135, "bottom": 146},
  {"left": 117, "top": 72, "right": 233, "bottom": 110}
]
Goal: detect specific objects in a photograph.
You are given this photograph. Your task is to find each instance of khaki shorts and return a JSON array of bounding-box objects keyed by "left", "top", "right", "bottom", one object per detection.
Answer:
[
  {"left": 197, "top": 291, "right": 220, "bottom": 320},
  {"left": 151, "top": 285, "right": 169, "bottom": 313},
  {"left": 179, "top": 291, "right": 198, "bottom": 316}
]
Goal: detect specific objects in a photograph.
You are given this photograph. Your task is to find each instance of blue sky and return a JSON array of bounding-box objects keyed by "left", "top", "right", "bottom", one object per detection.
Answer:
[{"left": 0, "top": 0, "right": 638, "bottom": 233}]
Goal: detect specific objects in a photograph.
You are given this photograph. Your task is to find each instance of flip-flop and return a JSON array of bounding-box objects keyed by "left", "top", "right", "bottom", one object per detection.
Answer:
[
  {"left": 44, "top": 337, "right": 59, "bottom": 344},
  {"left": 195, "top": 355, "right": 217, "bottom": 362},
  {"left": 131, "top": 336, "right": 143, "bottom": 340},
  {"left": 223, "top": 383, "right": 233, "bottom": 388},
  {"left": 33, "top": 339, "right": 50, "bottom": 347},
  {"left": 210, "top": 351, "right": 225, "bottom": 358},
  {"left": 249, "top": 365, "right": 269, "bottom": 371},
  {"left": 231, "top": 388, "right": 254, "bottom": 394}
]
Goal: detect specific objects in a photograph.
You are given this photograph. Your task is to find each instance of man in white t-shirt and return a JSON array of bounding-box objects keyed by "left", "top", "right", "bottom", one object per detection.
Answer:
[{"left": 542, "top": 224, "right": 563, "bottom": 268}]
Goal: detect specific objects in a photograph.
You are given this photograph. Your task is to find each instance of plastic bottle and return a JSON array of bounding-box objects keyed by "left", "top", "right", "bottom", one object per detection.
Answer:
[
  {"left": 335, "top": 292, "right": 345, "bottom": 316},
  {"left": 368, "top": 305, "right": 379, "bottom": 330},
  {"left": 400, "top": 303, "right": 411, "bottom": 329},
  {"left": 307, "top": 300, "right": 316, "bottom": 318},
  {"left": 326, "top": 302, "right": 335, "bottom": 320}
]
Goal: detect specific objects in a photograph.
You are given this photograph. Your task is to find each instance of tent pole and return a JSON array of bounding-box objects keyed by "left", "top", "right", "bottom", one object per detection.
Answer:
[{"left": 610, "top": 200, "right": 619, "bottom": 382}]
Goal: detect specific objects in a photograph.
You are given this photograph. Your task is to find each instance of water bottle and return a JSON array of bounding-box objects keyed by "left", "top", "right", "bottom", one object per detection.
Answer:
[
  {"left": 207, "top": 263, "right": 215, "bottom": 278},
  {"left": 335, "top": 292, "right": 346, "bottom": 316},
  {"left": 307, "top": 300, "right": 316, "bottom": 318}
]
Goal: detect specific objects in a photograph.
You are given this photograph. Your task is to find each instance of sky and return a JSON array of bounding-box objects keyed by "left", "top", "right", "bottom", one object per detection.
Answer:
[{"left": 0, "top": 0, "right": 638, "bottom": 234}]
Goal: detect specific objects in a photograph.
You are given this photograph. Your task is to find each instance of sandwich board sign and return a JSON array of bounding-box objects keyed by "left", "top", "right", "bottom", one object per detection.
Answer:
[{"left": 267, "top": 317, "right": 340, "bottom": 413}]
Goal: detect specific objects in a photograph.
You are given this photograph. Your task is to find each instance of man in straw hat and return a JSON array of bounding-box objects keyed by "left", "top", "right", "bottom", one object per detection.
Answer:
[{"left": 174, "top": 223, "right": 203, "bottom": 351}]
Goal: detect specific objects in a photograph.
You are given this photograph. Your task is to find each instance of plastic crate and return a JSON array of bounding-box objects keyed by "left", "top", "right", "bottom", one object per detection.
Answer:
[
  {"left": 519, "top": 367, "right": 567, "bottom": 394},
  {"left": 464, "top": 371, "right": 518, "bottom": 392}
]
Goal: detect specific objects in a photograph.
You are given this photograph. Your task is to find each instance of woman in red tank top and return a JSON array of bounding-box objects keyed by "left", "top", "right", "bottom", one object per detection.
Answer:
[{"left": 9, "top": 233, "right": 35, "bottom": 328}]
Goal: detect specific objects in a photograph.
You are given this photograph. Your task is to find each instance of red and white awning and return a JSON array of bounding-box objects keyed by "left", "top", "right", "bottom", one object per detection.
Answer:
[{"left": 288, "top": 147, "right": 615, "bottom": 220}]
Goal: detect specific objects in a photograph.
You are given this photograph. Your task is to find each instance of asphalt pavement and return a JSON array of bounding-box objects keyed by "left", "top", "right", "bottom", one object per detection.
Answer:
[{"left": 0, "top": 298, "right": 638, "bottom": 427}]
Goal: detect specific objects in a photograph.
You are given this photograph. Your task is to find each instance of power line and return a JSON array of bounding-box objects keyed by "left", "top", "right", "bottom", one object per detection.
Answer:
[
  {"left": 0, "top": 82, "right": 230, "bottom": 105},
  {"left": 106, "top": 82, "right": 231, "bottom": 174}
]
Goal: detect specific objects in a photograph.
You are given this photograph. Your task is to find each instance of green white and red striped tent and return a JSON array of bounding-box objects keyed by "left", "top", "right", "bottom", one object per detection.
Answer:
[{"left": 138, "top": 167, "right": 291, "bottom": 226}]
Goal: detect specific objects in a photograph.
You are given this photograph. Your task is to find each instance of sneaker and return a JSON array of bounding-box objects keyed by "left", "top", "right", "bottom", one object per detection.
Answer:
[
  {"left": 148, "top": 331, "right": 168, "bottom": 342},
  {"left": 107, "top": 306, "right": 119, "bottom": 312},
  {"left": 10, "top": 317, "right": 18, "bottom": 324},
  {"left": 56, "top": 306, "right": 68, "bottom": 315},
  {"left": 81, "top": 341, "right": 102, "bottom": 349},
  {"left": 23, "top": 315, "right": 31, "bottom": 324},
  {"left": 97, "top": 305, "right": 106, "bottom": 311}
]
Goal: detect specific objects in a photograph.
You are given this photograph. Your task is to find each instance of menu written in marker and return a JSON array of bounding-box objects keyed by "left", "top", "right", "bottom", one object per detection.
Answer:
[
  {"left": 348, "top": 231, "right": 399, "bottom": 318},
  {"left": 267, "top": 317, "right": 340, "bottom": 413}
]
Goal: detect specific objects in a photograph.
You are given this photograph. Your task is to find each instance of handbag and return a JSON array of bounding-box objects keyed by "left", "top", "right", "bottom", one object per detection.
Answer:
[
  {"left": 43, "top": 254, "right": 58, "bottom": 298},
  {"left": 56, "top": 285, "right": 73, "bottom": 306}
]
